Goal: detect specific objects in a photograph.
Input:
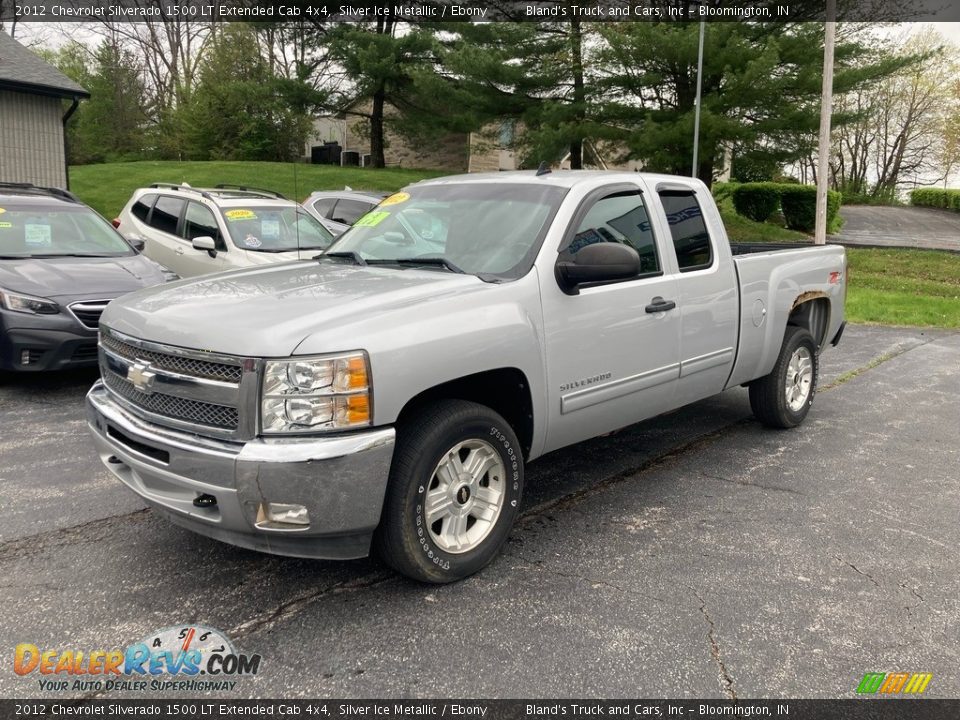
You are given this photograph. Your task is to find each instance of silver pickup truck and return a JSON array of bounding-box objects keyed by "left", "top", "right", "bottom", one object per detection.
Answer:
[{"left": 86, "top": 171, "right": 846, "bottom": 583}]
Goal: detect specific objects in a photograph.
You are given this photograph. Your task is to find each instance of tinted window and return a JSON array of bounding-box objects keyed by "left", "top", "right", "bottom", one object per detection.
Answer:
[
  {"left": 183, "top": 202, "right": 221, "bottom": 244},
  {"left": 149, "top": 196, "right": 185, "bottom": 236},
  {"left": 561, "top": 192, "right": 661, "bottom": 275},
  {"left": 312, "top": 197, "right": 336, "bottom": 218},
  {"left": 330, "top": 199, "right": 374, "bottom": 226},
  {"left": 132, "top": 193, "right": 157, "bottom": 222},
  {"left": 658, "top": 191, "right": 713, "bottom": 271}
]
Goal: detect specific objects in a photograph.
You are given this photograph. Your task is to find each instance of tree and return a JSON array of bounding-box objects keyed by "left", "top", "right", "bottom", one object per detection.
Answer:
[
  {"left": 183, "top": 23, "right": 312, "bottom": 161},
  {"left": 323, "top": 12, "right": 439, "bottom": 168},
  {"left": 594, "top": 20, "right": 910, "bottom": 185},
  {"left": 831, "top": 28, "right": 959, "bottom": 198}
]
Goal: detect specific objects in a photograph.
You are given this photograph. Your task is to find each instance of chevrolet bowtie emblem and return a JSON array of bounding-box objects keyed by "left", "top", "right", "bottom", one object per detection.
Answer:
[{"left": 127, "top": 361, "right": 157, "bottom": 394}]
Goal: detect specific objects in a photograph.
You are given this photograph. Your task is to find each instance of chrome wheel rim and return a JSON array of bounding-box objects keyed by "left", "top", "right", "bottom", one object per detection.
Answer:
[
  {"left": 425, "top": 439, "right": 505, "bottom": 554},
  {"left": 785, "top": 346, "right": 813, "bottom": 412}
]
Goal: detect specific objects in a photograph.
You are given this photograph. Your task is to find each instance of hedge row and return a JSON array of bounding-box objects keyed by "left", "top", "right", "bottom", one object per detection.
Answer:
[
  {"left": 731, "top": 182, "right": 841, "bottom": 233},
  {"left": 910, "top": 188, "right": 960, "bottom": 211}
]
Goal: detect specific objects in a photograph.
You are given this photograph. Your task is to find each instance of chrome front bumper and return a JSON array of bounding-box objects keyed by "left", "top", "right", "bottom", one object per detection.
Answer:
[{"left": 86, "top": 381, "right": 396, "bottom": 560}]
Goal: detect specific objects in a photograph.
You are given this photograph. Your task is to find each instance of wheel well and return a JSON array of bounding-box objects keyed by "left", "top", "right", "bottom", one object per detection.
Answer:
[
  {"left": 788, "top": 296, "right": 830, "bottom": 347},
  {"left": 396, "top": 368, "right": 534, "bottom": 459}
]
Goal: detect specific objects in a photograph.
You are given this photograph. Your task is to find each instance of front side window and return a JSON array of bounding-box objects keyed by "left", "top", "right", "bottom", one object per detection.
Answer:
[
  {"left": 220, "top": 206, "right": 334, "bottom": 253},
  {"left": 560, "top": 191, "right": 661, "bottom": 276},
  {"left": 312, "top": 197, "right": 336, "bottom": 219},
  {"left": 0, "top": 204, "right": 134, "bottom": 257},
  {"left": 150, "top": 196, "right": 185, "bottom": 236},
  {"left": 183, "top": 202, "right": 222, "bottom": 245},
  {"left": 658, "top": 191, "right": 713, "bottom": 272}
]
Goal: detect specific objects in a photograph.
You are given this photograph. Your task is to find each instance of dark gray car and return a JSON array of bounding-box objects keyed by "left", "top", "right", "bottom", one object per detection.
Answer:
[{"left": 0, "top": 183, "right": 174, "bottom": 372}]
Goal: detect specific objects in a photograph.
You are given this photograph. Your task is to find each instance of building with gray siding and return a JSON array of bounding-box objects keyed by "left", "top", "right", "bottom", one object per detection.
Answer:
[{"left": 0, "top": 31, "right": 88, "bottom": 189}]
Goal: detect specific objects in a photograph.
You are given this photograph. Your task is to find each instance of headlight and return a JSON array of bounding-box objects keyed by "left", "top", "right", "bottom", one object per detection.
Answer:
[
  {"left": 261, "top": 352, "right": 371, "bottom": 434},
  {"left": 0, "top": 288, "right": 59, "bottom": 315}
]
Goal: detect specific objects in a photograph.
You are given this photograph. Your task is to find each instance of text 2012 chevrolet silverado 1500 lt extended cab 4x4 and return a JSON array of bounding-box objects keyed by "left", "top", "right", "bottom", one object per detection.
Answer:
[{"left": 86, "top": 171, "right": 846, "bottom": 583}]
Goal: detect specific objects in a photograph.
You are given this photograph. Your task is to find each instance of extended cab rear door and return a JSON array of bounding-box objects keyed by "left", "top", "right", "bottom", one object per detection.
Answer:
[
  {"left": 649, "top": 182, "right": 739, "bottom": 406},
  {"left": 540, "top": 182, "right": 681, "bottom": 453}
]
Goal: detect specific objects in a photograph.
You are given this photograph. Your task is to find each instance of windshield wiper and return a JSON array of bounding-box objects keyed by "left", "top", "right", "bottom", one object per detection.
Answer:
[
  {"left": 318, "top": 250, "right": 367, "bottom": 266},
  {"left": 369, "top": 257, "right": 466, "bottom": 274}
]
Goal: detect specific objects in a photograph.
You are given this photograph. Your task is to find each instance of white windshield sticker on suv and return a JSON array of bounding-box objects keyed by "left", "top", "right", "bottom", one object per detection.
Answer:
[
  {"left": 25, "top": 224, "right": 52, "bottom": 247},
  {"left": 261, "top": 218, "right": 280, "bottom": 240}
]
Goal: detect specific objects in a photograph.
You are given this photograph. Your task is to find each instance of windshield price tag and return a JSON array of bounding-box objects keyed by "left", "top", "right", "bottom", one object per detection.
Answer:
[
  {"left": 225, "top": 209, "right": 257, "bottom": 221},
  {"left": 25, "top": 224, "right": 52, "bottom": 247},
  {"left": 380, "top": 192, "right": 409, "bottom": 207},
  {"left": 354, "top": 211, "right": 390, "bottom": 228}
]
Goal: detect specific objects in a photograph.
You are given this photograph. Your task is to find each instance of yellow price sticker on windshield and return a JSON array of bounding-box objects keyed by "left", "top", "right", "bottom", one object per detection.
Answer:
[
  {"left": 354, "top": 211, "right": 390, "bottom": 227},
  {"left": 0, "top": 207, "right": 6, "bottom": 214},
  {"left": 225, "top": 209, "right": 257, "bottom": 221},
  {"left": 380, "top": 192, "right": 409, "bottom": 207},
  {"left": 0, "top": 221, "right": 11, "bottom": 229}
]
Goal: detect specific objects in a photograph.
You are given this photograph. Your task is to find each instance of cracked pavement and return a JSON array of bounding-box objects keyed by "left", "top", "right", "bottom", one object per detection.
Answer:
[{"left": 1, "top": 325, "right": 958, "bottom": 699}]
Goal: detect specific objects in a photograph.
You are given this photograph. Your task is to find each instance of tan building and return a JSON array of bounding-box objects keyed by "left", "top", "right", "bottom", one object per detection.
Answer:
[{"left": 0, "top": 31, "right": 89, "bottom": 189}]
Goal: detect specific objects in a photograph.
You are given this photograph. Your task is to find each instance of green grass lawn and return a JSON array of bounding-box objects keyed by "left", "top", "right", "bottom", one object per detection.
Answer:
[
  {"left": 69, "top": 160, "right": 448, "bottom": 218},
  {"left": 69, "top": 161, "right": 960, "bottom": 328}
]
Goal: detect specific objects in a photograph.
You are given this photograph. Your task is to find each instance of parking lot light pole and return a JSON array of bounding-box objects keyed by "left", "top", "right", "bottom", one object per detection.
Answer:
[{"left": 815, "top": 0, "right": 837, "bottom": 245}]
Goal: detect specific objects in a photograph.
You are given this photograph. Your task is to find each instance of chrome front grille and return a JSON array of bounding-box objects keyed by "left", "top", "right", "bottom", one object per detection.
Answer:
[
  {"left": 101, "top": 332, "right": 243, "bottom": 383},
  {"left": 103, "top": 371, "right": 240, "bottom": 430},
  {"left": 98, "top": 327, "right": 258, "bottom": 439},
  {"left": 68, "top": 300, "right": 111, "bottom": 330}
]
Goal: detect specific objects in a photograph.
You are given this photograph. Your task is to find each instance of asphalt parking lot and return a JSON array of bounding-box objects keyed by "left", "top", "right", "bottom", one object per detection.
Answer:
[{"left": 1, "top": 324, "right": 958, "bottom": 699}]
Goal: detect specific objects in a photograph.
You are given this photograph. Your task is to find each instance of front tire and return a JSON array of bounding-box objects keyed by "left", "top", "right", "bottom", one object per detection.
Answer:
[
  {"left": 374, "top": 400, "right": 524, "bottom": 583},
  {"left": 749, "top": 325, "right": 819, "bottom": 429}
]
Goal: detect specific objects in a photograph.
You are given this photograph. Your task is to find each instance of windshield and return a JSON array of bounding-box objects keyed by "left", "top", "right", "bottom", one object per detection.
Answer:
[
  {"left": 220, "top": 206, "right": 334, "bottom": 253},
  {"left": 327, "top": 183, "right": 568, "bottom": 279},
  {"left": 0, "top": 204, "right": 134, "bottom": 258}
]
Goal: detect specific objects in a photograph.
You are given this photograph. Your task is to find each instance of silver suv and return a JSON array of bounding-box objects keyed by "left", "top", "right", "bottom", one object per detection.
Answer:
[{"left": 116, "top": 184, "right": 335, "bottom": 278}]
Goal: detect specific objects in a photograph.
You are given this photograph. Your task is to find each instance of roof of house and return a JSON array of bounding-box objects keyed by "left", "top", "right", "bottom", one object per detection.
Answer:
[{"left": 0, "top": 31, "right": 89, "bottom": 99}]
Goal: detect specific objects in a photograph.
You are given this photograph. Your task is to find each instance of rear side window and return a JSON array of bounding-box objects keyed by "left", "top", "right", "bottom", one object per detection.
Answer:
[
  {"left": 149, "top": 196, "right": 185, "bottom": 236},
  {"left": 132, "top": 193, "right": 157, "bottom": 222},
  {"left": 658, "top": 191, "right": 713, "bottom": 272},
  {"left": 561, "top": 191, "right": 661, "bottom": 275},
  {"left": 330, "top": 199, "right": 374, "bottom": 226},
  {"left": 312, "top": 197, "right": 336, "bottom": 219},
  {"left": 183, "top": 202, "right": 221, "bottom": 244}
]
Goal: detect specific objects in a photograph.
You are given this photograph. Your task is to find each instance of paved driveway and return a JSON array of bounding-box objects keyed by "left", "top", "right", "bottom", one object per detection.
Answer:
[
  {"left": 831, "top": 205, "right": 960, "bottom": 251},
  {"left": 1, "top": 325, "right": 958, "bottom": 699}
]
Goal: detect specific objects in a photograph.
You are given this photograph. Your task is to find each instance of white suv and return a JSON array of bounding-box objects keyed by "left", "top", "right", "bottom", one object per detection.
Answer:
[{"left": 115, "top": 184, "right": 335, "bottom": 278}]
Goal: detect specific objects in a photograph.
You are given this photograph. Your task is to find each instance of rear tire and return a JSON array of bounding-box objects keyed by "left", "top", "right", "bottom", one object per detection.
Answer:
[
  {"left": 749, "top": 325, "right": 819, "bottom": 429},
  {"left": 374, "top": 400, "right": 524, "bottom": 583}
]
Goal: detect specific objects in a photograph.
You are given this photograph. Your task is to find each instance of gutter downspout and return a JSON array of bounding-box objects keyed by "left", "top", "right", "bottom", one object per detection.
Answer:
[{"left": 62, "top": 95, "right": 80, "bottom": 190}]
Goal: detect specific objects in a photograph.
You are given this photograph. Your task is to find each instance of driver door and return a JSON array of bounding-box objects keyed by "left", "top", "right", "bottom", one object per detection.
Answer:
[{"left": 541, "top": 185, "right": 681, "bottom": 453}]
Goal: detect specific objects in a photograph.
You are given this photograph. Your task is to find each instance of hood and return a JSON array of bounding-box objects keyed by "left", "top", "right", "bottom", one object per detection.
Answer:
[
  {"left": 0, "top": 255, "right": 169, "bottom": 301},
  {"left": 101, "top": 261, "right": 486, "bottom": 357}
]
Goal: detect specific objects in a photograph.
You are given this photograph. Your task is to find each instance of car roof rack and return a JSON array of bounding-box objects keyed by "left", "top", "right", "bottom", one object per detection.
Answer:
[
  {"left": 148, "top": 183, "right": 214, "bottom": 200},
  {"left": 213, "top": 184, "right": 287, "bottom": 200},
  {"left": 0, "top": 181, "right": 80, "bottom": 203}
]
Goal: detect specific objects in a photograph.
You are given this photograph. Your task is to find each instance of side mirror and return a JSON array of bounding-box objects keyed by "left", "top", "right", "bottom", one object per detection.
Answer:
[
  {"left": 192, "top": 236, "right": 218, "bottom": 257},
  {"left": 556, "top": 242, "right": 641, "bottom": 293},
  {"left": 129, "top": 237, "right": 146, "bottom": 252}
]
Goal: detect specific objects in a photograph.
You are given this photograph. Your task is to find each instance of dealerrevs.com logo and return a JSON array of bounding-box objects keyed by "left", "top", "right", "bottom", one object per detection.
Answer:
[
  {"left": 14, "top": 625, "right": 261, "bottom": 693},
  {"left": 856, "top": 672, "right": 933, "bottom": 695}
]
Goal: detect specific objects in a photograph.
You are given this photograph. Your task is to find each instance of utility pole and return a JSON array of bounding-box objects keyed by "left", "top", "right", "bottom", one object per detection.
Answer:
[
  {"left": 815, "top": 0, "right": 837, "bottom": 245},
  {"left": 692, "top": 20, "right": 706, "bottom": 179}
]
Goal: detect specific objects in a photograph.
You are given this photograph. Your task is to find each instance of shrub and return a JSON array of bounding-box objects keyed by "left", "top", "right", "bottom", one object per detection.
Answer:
[
  {"left": 732, "top": 182, "right": 780, "bottom": 222},
  {"left": 911, "top": 188, "right": 960, "bottom": 211},
  {"left": 711, "top": 181, "right": 740, "bottom": 206},
  {"left": 779, "top": 185, "right": 842, "bottom": 233}
]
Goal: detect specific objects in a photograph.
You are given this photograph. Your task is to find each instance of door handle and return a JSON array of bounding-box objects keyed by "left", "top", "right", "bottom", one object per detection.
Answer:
[{"left": 645, "top": 297, "right": 676, "bottom": 314}]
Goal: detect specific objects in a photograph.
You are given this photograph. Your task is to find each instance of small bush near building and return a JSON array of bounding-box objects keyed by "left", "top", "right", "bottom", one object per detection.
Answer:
[{"left": 780, "top": 185, "right": 842, "bottom": 233}]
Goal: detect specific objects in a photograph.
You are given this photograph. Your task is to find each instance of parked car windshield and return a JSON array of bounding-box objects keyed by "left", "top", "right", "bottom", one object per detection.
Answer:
[
  {"left": 327, "top": 183, "right": 568, "bottom": 280},
  {"left": 220, "top": 205, "right": 334, "bottom": 253},
  {"left": 0, "top": 204, "right": 134, "bottom": 258}
]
